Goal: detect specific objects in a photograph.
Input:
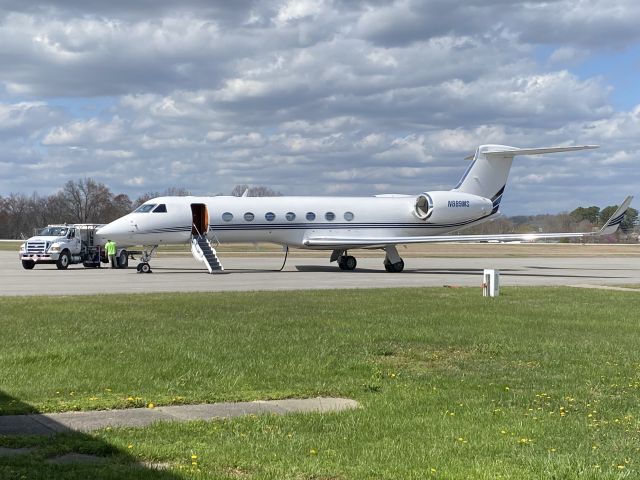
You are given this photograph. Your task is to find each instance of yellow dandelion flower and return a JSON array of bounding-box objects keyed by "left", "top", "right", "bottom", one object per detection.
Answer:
[
  {"left": 147, "top": 403, "right": 154, "bottom": 409},
  {"left": 191, "top": 454, "right": 198, "bottom": 460},
  {"left": 309, "top": 449, "right": 318, "bottom": 455},
  {"left": 127, "top": 444, "right": 133, "bottom": 449}
]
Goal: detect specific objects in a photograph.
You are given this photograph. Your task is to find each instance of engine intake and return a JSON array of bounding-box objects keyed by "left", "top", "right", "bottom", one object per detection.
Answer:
[
  {"left": 414, "top": 193, "right": 433, "bottom": 220},
  {"left": 414, "top": 191, "right": 493, "bottom": 224}
]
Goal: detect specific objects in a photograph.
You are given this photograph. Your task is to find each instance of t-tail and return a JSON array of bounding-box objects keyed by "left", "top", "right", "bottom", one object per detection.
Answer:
[{"left": 453, "top": 144, "right": 599, "bottom": 213}]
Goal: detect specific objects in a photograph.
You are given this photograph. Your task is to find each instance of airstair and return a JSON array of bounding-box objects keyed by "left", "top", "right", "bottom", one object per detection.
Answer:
[{"left": 191, "top": 234, "right": 223, "bottom": 274}]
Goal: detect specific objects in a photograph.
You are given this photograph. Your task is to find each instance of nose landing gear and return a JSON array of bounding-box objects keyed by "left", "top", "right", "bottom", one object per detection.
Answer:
[{"left": 136, "top": 246, "right": 157, "bottom": 274}]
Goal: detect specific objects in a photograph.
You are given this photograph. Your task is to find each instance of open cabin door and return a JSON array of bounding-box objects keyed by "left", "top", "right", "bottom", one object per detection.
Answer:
[
  {"left": 189, "top": 203, "right": 223, "bottom": 273},
  {"left": 191, "top": 203, "right": 209, "bottom": 236}
]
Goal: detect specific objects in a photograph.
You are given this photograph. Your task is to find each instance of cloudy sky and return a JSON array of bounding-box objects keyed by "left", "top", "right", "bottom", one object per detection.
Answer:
[{"left": 0, "top": 0, "right": 638, "bottom": 214}]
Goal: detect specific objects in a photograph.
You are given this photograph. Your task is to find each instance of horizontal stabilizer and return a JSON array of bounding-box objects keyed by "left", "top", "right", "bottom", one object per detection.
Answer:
[
  {"left": 464, "top": 145, "right": 598, "bottom": 160},
  {"left": 484, "top": 145, "right": 599, "bottom": 157}
]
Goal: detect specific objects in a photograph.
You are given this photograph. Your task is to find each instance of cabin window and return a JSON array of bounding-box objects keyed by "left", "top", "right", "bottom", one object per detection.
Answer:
[
  {"left": 153, "top": 204, "right": 167, "bottom": 213},
  {"left": 344, "top": 211, "right": 354, "bottom": 221},
  {"left": 306, "top": 212, "right": 316, "bottom": 221},
  {"left": 244, "top": 212, "right": 255, "bottom": 222},
  {"left": 134, "top": 204, "right": 157, "bottom": 213},
  {"left": 325, "top": 212, "right": 335, "bottom": 221},
  {"left": 265, "top": 212, "right": 276, "bottom": 221},
  {"left": 286, "top": 212, "right": 296, "bottom": 221},
  {"left": 222, "top": 212, "right": 233, "bottom": 222}
]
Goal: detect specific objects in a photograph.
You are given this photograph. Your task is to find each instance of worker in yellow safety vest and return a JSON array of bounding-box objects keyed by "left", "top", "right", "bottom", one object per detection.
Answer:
[{"left": 105, "top": 239, "right": 117, "bottom": 268}]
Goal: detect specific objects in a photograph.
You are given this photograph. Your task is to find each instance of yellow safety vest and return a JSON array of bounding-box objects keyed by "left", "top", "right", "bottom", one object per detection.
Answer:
[{"left": 105, "top": 241, "right": 117, "bottom": 255}]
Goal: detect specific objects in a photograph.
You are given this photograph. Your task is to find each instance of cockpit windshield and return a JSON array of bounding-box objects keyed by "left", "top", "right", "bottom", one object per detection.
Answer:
[
  {"left": 39, "top": 227, "right": 68, "bottom": 236},
  {"left": 133, "top": 204, "right": 157, "bottom": 213}
]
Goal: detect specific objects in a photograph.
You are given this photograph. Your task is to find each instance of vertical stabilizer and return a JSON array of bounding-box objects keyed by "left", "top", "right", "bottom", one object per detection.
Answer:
[{"left": 452, "top": 144, "right": 598, "bottom": 209}]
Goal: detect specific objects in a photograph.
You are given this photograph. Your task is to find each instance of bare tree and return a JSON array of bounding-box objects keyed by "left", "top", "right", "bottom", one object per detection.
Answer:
[
  {"left": 2, "top": 193, "right": 33, "bottom": 238},
  {"left": 230, "top": 184, "right": 282, "bottom": 197},
  {"left": 61, "top": 178, "right": 114, "bottom": 223},
  {"left": 0, "top": 195, "right": 8, "bottom": 238},
  {"left": 134, "top": 187, "right": 191, "bottom": 208},
  {"left": 104, "top": 194, "right": 133, "bottom": 222}
]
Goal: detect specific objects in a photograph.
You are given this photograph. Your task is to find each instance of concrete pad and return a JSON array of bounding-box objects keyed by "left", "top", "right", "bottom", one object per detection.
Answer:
[
  {"left": 0, "top": 415, "right": 59, "bottom": 436},
  {"left": 0, "top": 397, "right": 359, "bottom": 435},
  {"left": 47, "top": 408, "right": 176, "bottom": 431},
  {"left": 46, "top": 453, "right": 109, "bottom": 465},
  {"left": 0, "top": 447, "right": 36, "bottom": 457}
]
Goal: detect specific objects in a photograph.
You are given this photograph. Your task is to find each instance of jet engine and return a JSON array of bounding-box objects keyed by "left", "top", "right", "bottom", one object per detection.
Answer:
[{"left": 414, "top": 191, "right": 493, "bottom": 223}]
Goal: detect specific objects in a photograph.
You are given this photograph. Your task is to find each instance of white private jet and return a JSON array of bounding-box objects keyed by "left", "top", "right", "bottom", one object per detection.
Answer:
[{"left": 95, "top": 144, "right": 633, "bottom": 274}]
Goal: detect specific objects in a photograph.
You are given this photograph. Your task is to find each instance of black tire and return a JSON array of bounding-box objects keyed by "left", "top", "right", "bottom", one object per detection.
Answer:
[
  {"left": 344, "top": 255, "right": 357, "bottom": 271},
  {"left": 384, "top": 258, "right": 393, "bottom": 272},
  {"left": 384, "top": 258, "right": 404, "bottom": 273},
  {"left": 138, "top": 262, "right": 151, "bottom": 274},
  {"left": 117, "top": 250, "right": 129, "bottom": 269},
  {"left": 338, "top": 257, "right": 347, "bottom": 270},
  {"left": 392, "top": 260, "right": 405, "bottom": 273},
  {"left": 21, "top": 260, "right": 35, "bottom": 270},
  {"left": 56, "top": 251, "right": 70, "bottom": 270}
]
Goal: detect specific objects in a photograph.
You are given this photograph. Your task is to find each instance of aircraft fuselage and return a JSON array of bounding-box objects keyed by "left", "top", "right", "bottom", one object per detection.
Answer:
[{"left": 95, "top": 194, "right": 493, "bottom": 249}]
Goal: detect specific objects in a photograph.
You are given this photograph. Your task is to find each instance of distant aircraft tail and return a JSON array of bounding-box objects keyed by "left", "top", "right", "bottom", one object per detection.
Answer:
[{"left": 452, "top": 144, "right": 599, "bottom": 212}]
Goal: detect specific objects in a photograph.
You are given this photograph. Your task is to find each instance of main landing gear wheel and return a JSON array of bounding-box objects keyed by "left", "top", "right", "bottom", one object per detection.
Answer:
[
  {"left": 137, "top": 262, "right": 152, "bottom": 274},
  {"left": 384, "top": 258, "right": 404, "bottom": 273},
  {"left": 338, "top": 255, "right": 357, "bottom": 271}
]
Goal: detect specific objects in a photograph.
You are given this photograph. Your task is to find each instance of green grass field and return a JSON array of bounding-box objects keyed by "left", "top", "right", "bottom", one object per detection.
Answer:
[{"left": 1, "top": 287, "right": 639, "bottom": 479}]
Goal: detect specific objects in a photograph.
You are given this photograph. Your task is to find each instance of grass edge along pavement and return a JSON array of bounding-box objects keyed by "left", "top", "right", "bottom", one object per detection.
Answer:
[{"left": 1, "top": 287, "right": 640, "bottom": 479}]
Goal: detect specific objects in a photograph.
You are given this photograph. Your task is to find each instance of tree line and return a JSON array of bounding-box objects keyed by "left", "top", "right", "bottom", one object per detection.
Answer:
[
  {"left": 0, "top": 179, "right": 282, "bottom": 239},
  {"left": 0, "top": 178, "right": 636, "bottom": 241},
  {"left": 464, "top": 203, "right": 638, "bottom": 242}
]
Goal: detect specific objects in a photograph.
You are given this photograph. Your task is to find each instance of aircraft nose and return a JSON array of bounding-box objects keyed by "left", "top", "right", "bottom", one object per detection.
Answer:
[{"left": 95, "top": 217, "right": 132, "bottom": 245}]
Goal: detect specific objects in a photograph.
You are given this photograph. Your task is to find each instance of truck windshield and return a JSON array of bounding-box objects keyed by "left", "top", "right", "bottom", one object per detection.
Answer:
[
  {"left": 133, "top": 204, "right": 157, "bottom": 213},
  {"left": 39, "top": 227, "right": 68, "bottom": 236}
]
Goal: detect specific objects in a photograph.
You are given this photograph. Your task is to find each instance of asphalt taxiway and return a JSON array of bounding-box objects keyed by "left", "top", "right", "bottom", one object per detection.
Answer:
[{"left": 2, "top": 251, "right": 639, "bottom": 296}]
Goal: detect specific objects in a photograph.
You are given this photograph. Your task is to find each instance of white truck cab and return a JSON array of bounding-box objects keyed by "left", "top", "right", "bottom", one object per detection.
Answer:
[{"left": 19, "top": 224, "right": 128, "bottom": 270}]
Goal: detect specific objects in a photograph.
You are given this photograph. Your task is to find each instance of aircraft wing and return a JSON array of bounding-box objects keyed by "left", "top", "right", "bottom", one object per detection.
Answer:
[{"left": 304, "top": 196, "right": 633, "bottom": 248}]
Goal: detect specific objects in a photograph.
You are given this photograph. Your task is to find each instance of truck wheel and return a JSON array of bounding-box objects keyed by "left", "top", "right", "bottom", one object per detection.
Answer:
[
  {"left": 22, "top": 260, "right": 35, "bottom": 270},
  {"left": 56, "top": 251, "right": 71, "bottom": 270},
  {"left": 117, "top": 250, "right": 129, "bottom": 268}
]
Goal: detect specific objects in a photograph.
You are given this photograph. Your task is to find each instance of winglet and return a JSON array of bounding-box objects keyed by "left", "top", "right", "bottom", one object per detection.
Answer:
[{"left": 598, "top": 196, "right": 634, "bottom": 235}]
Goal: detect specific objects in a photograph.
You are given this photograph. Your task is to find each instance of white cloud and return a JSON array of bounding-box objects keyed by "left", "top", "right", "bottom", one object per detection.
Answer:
[{"left": 0, "top": 1, "right": 638, "bottom": 213}]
